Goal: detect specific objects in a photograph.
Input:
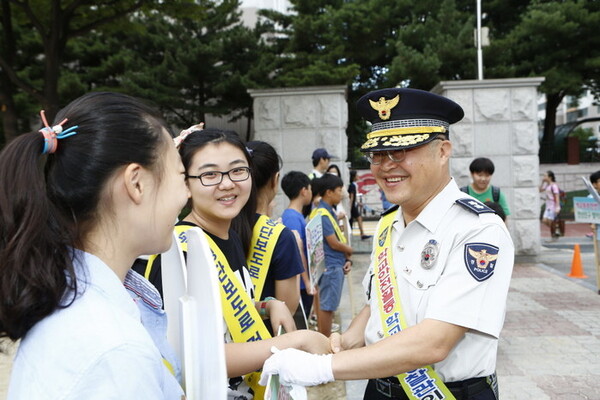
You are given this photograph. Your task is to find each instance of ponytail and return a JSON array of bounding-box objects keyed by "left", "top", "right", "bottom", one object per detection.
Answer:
[{"left": 0, "top": 132, "right": 77, "bottom": 342}]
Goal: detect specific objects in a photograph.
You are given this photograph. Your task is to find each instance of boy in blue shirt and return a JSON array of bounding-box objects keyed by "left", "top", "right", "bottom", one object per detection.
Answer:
[
  {"left": 281, "top": 171, "right": 314, "bottom": 323},
  {"left": 309, "top": 174, "right": 353, "bottom": 337}
]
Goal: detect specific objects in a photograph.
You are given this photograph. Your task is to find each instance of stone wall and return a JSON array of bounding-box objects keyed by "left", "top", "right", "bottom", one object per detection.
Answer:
[
  {"left": 433, "top": 78, "right": 545, "bottom": 256},
  {"left": 248, "top": 86, "right": 348, "bottom": 216}
]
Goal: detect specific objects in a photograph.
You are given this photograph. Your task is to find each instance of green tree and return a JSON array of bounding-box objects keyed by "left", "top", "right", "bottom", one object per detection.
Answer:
[
  {"left": 488, "top": 0, "right": 600, "bottom": 162},
  {"left": 253, "top": 0, "right": 359, "bottom": 88},
  {"left": 388, "top": 0, "right": 476, "bottom": 90},
  {"left": 0, "top": 0, "right": 165, "bottom": 143},
  {"left": 0, "top": 0, "right": 261, "bottom": 142},
  {"left": 254, "top": 0, "right": 412, "bottom": 164}
]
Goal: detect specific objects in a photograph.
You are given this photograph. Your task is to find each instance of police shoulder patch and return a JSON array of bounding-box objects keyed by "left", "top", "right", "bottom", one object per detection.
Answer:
[
  {"left": 464, "top": 242, "right": 499, "bottom": 281},
  {"left": 455, "top": 198, "right": 495, "bottom": 214}
]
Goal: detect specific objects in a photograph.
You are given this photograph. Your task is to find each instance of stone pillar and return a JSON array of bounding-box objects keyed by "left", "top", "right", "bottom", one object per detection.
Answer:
[
  {"left": 433, "top": 78, "right": 545, "bottom": 257},
  {"left": 248, "top": 86, "right": 348, "bottom": 216}
]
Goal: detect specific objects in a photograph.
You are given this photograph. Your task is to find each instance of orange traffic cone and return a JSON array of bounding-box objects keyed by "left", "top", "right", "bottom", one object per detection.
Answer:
[{"left": 567, "top": 244, "right": 588, "bottom": 279}]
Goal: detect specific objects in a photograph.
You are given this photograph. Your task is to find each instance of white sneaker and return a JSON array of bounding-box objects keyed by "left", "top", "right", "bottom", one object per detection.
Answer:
[{"left": 331, "top": 323, "right": 340, "bottom": 332}]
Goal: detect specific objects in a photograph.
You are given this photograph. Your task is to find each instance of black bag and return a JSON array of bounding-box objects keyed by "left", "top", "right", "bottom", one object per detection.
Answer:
[{"left": 460, "top": 185, "right": 500, "bottom": 202}]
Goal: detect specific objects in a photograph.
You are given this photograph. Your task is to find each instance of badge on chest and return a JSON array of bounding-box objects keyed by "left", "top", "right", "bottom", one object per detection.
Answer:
[{"left": 420, "top": 239, "right": 439, "bottom": 270}]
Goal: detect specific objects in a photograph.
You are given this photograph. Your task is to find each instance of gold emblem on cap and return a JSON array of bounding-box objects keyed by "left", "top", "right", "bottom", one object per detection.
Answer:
[{"left": 369, "top": 95, "right": 400, "bottom": 121}]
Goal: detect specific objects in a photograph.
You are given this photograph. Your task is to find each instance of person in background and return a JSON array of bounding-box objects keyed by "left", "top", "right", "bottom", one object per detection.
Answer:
[
  {"left": 380, "top": 188, "right": 393, "bottom": 211},
  {"left": 539, "top": 170, "right": 561, "bottom": 240},
  {"left": 261, "top": 87, "right": 514, "bottom": 400},
  {"left": 484, "top": 201, "right": 507, "bottom": 223},
  {"left": 309, "top": 148, "right": 332, "bottom": 179},
  {"left": 326, "top": 163, "right": 351, "bottom": 239},
  {"left": 281, "top": 171, "right": 315, "bottom": 326},
  {"left": 308, "top": 174, "right": 353, "bottom": 337},
  {"left": 246, "top": 140, "right": 304, "bottom": 316},
  {"left": 460, "top": 157, "right": 510, "bottom": 220},
  {"left": 0, "top": 92, "right": 189, "bottom": 399},
  {"left": 349, "top": 170, "right": 371, "bottom": 240},
  {"left": 326, "top": 164, "right": 348, "bottom": 217},
  {"left": 585, "top": 170, "right": 600, "bottom": 238}
]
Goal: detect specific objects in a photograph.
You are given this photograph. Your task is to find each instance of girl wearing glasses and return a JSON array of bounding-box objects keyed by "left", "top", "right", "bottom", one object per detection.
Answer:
[
  {"left": 0, "top": 92, "right": 189, "bottom": 399},
  {"left": 135, "top": 128, "right": 329, "bottom": 399}
]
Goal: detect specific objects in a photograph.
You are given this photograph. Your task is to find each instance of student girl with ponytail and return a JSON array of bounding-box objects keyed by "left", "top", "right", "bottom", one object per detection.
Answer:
[
  {"left": 0, "top": 92, "right": 189, "bottom": 399},
  {"left": 245, "top": 140, "right": 304, "bottom": 316}
]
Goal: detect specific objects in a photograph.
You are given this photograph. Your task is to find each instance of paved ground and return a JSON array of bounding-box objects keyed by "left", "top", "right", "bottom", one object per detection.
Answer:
[{"left": 2, "top": 221, "right": 600, "bottom": 399}]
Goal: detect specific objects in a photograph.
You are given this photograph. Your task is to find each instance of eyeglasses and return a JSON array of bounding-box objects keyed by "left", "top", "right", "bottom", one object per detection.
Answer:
[
  {"left": 366, "top": 150, "right": 406, "bottom": 165},
  {"left": 186, "top": 166, "right": 251, "bottom": 186},
  {"left": 366, "top": 137, "right": 445, "bottom": 165}
]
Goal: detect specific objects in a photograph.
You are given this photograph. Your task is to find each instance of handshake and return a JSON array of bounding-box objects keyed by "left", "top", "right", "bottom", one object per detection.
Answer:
[{"left": 258, "top": 331, "right": 347, "bottom": 387}]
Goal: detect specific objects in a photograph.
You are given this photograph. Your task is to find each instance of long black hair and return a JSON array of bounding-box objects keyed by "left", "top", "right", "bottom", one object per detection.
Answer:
[
  {"left": 0, "top": 92, "right": 169, "bottom": 342},
  {"left": 246, "top": 140, "right": 282, "bottom": 190},
  {"left": 178, "top": 128, "right": 257, "bottom": 254}
]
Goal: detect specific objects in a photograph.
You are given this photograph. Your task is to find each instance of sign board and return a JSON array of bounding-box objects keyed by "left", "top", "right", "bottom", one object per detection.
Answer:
[
  {"left": 162, "top": 228, "right": 227, "bottom": 400},
  {"left": 573, "top": 197, "right": 600, "bottom": 224},
  {"left": 305, "top": 216, "right": 325, "bottom": 290}
]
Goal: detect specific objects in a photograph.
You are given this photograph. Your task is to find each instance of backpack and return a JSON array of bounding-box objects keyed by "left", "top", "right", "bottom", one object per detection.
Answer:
[
  {"left": 460, "top": 185, "right": 500, "bottom": 202},
  {"left": 558, "top": 188, "right": 567, "bottom": 208}
]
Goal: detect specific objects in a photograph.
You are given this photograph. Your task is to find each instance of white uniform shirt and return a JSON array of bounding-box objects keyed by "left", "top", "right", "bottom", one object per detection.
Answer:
[
  {"left": 8, "top": 250, "right": 184, "bottom": 400},
  {"left": 362, "top": 179, "right": 514, "bottom": 382}
]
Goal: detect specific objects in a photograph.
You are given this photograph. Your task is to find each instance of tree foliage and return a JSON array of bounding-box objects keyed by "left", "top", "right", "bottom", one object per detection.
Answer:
[
  {"left": 488, "top": 0, "right": 600, "bottom": 162},
  {"left": 1, "top": 0, "right": 599, "bottom": 163},
  {"left": 0, "top": 0, "right": 259, "bottom": 143},
  {"left": 0, "top": 0, "right": 165, "bottom": 143}
]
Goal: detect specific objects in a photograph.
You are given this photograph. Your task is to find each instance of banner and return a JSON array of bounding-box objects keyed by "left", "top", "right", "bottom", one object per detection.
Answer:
[
  {"left": 305, "top": 216, "right": 325, "bottom": 290},
  {"left": 573, "top": 197, "right": 600, "bottom": 224}
]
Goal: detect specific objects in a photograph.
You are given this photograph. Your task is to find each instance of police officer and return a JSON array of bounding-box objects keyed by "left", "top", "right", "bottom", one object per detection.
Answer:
[{"left": 260, "top": 88, "right": 514, "bottom": 400}]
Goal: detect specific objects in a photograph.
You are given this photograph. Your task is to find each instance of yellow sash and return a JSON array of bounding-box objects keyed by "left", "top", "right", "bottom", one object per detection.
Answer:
[
  {"left": 374, "top": 211, "right": 455, "bottom": 400},
  {"left": 247, "top": 215, "right": 285, "bottom": 301},
  {"left": 147, "top": 225, "right": 270, "bottom": 399},
  {"left": 309, "top": 207, "right": 347, "bottom": 244}
]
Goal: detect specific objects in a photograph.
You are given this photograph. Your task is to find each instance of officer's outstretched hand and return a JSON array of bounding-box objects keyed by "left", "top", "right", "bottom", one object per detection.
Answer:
[
  {"left": 259, "top": 347, "right": 334, "bottom": 387},
  {"left": 329, "top": 332, "right": 343, "bottom": 353}
]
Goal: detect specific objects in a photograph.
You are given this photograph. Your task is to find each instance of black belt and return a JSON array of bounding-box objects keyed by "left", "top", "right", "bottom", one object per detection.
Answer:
[{"left": 374, "top": 375, "right": 492, "bottom": 399}]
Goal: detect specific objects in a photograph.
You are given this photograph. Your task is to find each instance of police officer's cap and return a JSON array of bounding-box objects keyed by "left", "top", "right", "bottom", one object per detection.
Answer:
[{"left": 357, "top": 88, "right": 464, "bottom": 152}]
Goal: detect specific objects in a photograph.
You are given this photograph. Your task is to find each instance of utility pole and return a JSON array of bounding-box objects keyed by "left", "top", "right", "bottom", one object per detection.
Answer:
[{"left": 477, "top": 0, "right": 483, "bottom": 80}]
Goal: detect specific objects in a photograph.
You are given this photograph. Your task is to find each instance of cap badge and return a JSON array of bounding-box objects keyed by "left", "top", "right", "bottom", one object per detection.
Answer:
[
  {"left": 420, "top": 239, "right": 439, "bottom": 270},
  {"left": 369, "top": 95, "right": 400, "bottom": 121}
]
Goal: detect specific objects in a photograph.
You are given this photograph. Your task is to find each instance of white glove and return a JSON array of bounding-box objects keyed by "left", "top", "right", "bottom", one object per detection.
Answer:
[{"left": 259, "top": 347, "right": 334, "bottom": 387}]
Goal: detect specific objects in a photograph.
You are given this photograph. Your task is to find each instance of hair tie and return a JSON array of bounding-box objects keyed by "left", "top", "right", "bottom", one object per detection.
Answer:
[
  {"left": 39, "top": 110, "right": 79, "bottom": 154},
  {"left": 246, "top": 147, "right": 254, "bottom": 156},
  {"left": 174, "top": 122, "right": 204, "bottom": 148}
]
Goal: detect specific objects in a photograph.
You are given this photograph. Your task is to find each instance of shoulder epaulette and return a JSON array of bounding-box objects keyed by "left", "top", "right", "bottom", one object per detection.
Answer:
[
  {"left": 381, "top": 204, "right": 399, "bottom": 216},
  {"left": 455, "top": 198, "right": 495, "bottom": 214}
]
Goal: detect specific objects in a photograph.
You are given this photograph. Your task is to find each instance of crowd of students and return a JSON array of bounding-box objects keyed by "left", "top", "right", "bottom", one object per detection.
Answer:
[{"left": 0, "top": 92, "right": 356, "bottom": 400}]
